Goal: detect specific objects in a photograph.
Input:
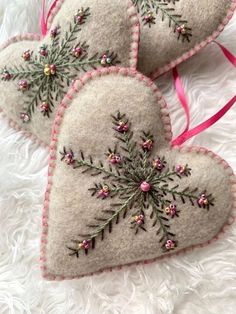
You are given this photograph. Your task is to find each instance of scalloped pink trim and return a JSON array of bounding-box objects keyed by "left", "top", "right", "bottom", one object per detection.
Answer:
[
  {"left": 41, "top": 66, "right": 236, "bottom": 281},
  {"left": 0, "top": 34, "right": 49, "bottom": 148},
  {"left": 150, "top": 0, "right": 236, "bottom": 79},
  {"left": 0, "top": 33, "right": 41, "bottom": 50},
  {"left": 0, "top": 2, "right": 140, "bottom": 146}
]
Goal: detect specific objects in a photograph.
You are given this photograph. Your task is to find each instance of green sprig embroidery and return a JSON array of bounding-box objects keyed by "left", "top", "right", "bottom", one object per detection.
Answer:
[
  {"left": 61, "top": 111, "right": 214, "bottom": 257},
  {"left": 132, "top": 0, "right": 192, "bottom": 42},
  {"left": 1, "top": 7, "right": 119, "bottom": 122}
]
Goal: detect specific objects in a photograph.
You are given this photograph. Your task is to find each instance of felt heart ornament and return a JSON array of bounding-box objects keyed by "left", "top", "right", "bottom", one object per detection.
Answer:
[
  {"left": 41, "top": 67, "right": 236, "bottom": 280},
  {"left": 134, "top": 0, "right": 236, "bottom": 78},
  {"left": 0, "top": 0, "right": 139, "bottom": 146},
  {"left": 46, "top": 0, "right": 236, "bottom": 79}
]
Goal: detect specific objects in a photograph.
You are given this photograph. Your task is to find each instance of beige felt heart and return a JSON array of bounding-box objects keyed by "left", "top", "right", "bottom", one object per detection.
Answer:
[
  {"left": 0, "top": 0, "right": 139, "bottom": 146},
  {"left": 47, "top": 0, "right": 236, "bottom": 79},
  {"left": 41, "top": 67, "right": 236, "bottom": 280},
  {"left": 135, "top": 0, "right": 236, "bottom": 78}
]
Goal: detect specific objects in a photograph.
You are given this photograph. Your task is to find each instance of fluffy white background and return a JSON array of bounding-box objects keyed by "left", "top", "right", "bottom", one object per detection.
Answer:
[{"left": 0, "top": 1, "right": 235, "bottom": 313}]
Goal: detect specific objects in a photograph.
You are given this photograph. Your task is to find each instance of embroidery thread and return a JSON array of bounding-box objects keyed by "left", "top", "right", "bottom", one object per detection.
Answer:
[
  {"left": 132, "top": 0, "right": 192, "bottom": 42},
  {"left": 1, "top": 7, "right": 119, "bottom": 122},
  {"left": 61, "top": 111, "right": 213, "bottom": 257}
]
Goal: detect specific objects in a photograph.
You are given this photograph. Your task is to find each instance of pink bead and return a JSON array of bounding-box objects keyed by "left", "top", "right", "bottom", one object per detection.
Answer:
[
  {"left": 142, "top": 139, "right": 153, "bottom": 151},
  {"left": 72, "top": 46, "right": 83, "bottom": 58},
  {"left": 50, "top": 64, "right": 57, "bottom": 75},
  {"left": 140, "top": 181, "right": 151, "bottom": 192},
  {"left": 50, "top": 27, "right": 58, "bottom": 38},
  {"left": 20, "top": 112, "right": 30, "bottom": 123},
  {"left": 18, "top": 79, "right": 29, "bottom": 91}
]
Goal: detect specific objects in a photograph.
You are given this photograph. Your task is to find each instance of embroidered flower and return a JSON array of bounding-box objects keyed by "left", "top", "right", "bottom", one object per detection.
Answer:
[
  {"left": 20, "top": 112, "right": 30, "bottom": 123},
  {"left": 133, "top": 214, "right": 145, "bottom": 226},
  {"left": 144, "top": 11, "right": 155, "bottom": 25},
  {"left": 39, "top": 45, "right": 48, "bottom": 57},
  {"left": 98, "top": 185, "right": 110, "bottom": 199},
  {"left": 115, "top": 120, "right": 129, "bottom": 133},
  {"left": 108, "top": 153, "right": 122, "bottom": 165},
  {"left": 18, "top": 80, "right": 29, "bottom": 91},
  {"left": 175, "top": 164, "right": 191, "bottom": 176},
  {"left": 50, "top": 27, "right": 59, "bottom": 38},
  {"left": 165, "top": 239, "right": 175, "bottom": 250},
  {"left": 165, "top": 204, "right": 177, "bottom": 218},
  {"left": 197, "top": 193, "right": 209, "bottom": 207},
  {"left": 176, "top": 24, "right": 187, "bottom": 35},
  {"left": 2, "top": 68, "right": 12, "bottom": 80},
  {"left": 78, "top": 240, "right": 90, "bottom": 250},
  {"left": 72, "top": 46, "right": 83, "bottom": 58},
  {"left": 22, "top": 50, "right": 31, "bottom": 61},
  {"left": 40, "top": 102, "right": 50, "bottom": 115},
  {"left": 153, "top": 157, "right": 165, "bottom": 171},
  {"left": 76, "top": 8, "right": 88, "bottom": 24},
  {"left": 100, "top": 54, "right": 112, "bottom": 66},
  {"left": 60, "top": 147, "right": 76, "bottom": 166},
  {"left": 142, "top": 139, "right": 153, "bottom": 152}
]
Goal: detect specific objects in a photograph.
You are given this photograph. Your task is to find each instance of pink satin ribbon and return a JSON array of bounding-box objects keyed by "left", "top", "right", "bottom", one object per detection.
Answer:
[
  {"left": 41, "top": 0, "right": 59, "bottom": 36},
  {"left": 172, "top": 42, "right": 236, "bottom": 146},
  {"left": 214, "top": 41, "right": 236, "bottom": 67},
  {"left": 172, "top": 67, "right": 190, "bottom": 137},
  {"left": 172, "top": 95, "right": 236, "bottom": 146}
]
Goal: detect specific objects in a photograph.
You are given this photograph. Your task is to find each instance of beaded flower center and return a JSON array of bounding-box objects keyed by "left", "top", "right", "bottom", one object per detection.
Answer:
[
  {"left": 61, "top": 111, "right": 214, "bottom": 258},
  {"left": 43, "top": 64, "right": 57, "bottom": 76}
]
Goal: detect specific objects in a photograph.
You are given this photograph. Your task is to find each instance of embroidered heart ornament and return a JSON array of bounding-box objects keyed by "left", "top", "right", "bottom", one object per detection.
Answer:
[
  {"left": 41, "top": 67, "right": 236, "bottom": 280},
  {"left": 134, "top": 0, "right": 236, "bottom": 78},
  {"left": 0, "top": 0, "right": 139, "bottom": 145}
]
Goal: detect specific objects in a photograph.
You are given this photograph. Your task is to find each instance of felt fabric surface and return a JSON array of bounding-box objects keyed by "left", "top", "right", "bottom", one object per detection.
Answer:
[
  {"left": 42, "top": 68, "right": 235, "bottom": 279},
  {"left": 0, "top": 1, "right": 236, "bottom": 313},
  {"left": 0, "top": 0, "right": 139, "bottom": 145},
  {"left": 133, "top": 0, "right": 236, "bottom": 78}
]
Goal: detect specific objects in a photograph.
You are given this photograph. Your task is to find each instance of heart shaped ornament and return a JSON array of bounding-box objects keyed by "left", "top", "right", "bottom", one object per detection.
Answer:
[
  {"left": 135, "top": 0, "right": 236, "bottom": 78},
  {"left": 41, "top": 67, "right": 236, "bottom": 280},
  {"left": 0, "top": 0, "right": 139, "bottom": 146},
  {"left": 47, "top": 0, "right": 236, "bottom": 78}
]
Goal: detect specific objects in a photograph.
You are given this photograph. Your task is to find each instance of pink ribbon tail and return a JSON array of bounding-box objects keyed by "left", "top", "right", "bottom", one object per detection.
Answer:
[
  {"left": 172, "top": 95, "right": 236, "bottom": 146},
  {"left": 41, "top": 0, "right": 59, "bottom": 37},
  {"left": 40, "top": 0, "right": 47, "bottom": 36},
  {"left": 172, "top": 67, "right": 190, "bottom": 136},
  {"left": 214, "top": 41, "right": 236, "bottom": 68},
  {"left": 172, "top": 42, "right": 236, "bottom": 146}
]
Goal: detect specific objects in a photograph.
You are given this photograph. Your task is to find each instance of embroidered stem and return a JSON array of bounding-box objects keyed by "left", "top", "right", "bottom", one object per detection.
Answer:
[
  {"left": 75, "top": 158, "right": 131, "bottom": 183},
  {"left": 133, "top": 0, "right": 192, "bottom": 42},
  {"left": 151, "top": 170, "right": 180, "bottom": 184},
  {"left": 26, "top": 77, "right": 47, "bottom": 116},
  {"left": 78, "top": 191, "right": 138, "bottom": 245},
  {"left": 64, "top": 111, "right": 214, "bottom": 257},
  {"left": 53, "top": 14, "right": 83, "bottom": 63},
  {"left": 158, "top": 185, "right": 198, "bottom": 199},
  {"left": 149, "top": 193, "right": 171, "bottom": 242},
  {"left": 56, "top": 58, "right": 101, "bottom": 69},
  {"left": 1, "top": 7, "right": 120, "bottom": 122}
]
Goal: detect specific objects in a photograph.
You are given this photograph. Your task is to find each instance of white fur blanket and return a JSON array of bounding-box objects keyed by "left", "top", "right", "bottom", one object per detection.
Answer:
[{"left": 0, "top": 1, "right": 235, "bottom": 313}]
